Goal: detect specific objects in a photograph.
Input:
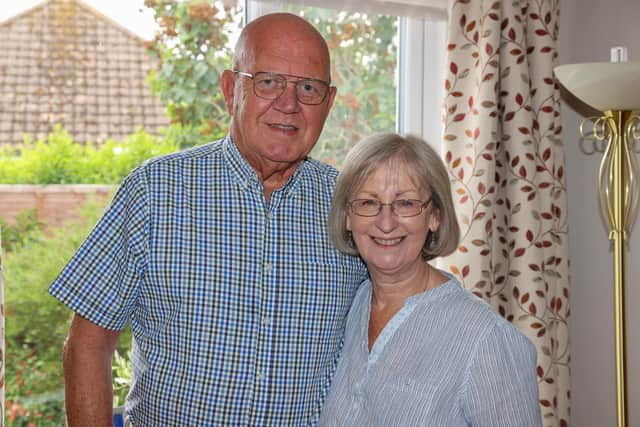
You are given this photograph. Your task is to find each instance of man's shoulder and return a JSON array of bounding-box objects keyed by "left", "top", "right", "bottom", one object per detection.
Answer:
[
  {"left": 301, "top": 157, "right": 339, "bottom": 182},
  {"left": 139, "top": 139, "right": 223, "bottom": 171}
]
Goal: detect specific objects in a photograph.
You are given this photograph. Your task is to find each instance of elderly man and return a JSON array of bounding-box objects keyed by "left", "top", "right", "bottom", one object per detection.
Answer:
[{"left": 50, "top": 13, "right": 366, "bottom": 426}]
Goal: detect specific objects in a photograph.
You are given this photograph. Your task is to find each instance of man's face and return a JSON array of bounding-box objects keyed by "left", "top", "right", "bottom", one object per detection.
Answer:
[{"left": 222, "top": 29, "right": 336, "bottom": 173}]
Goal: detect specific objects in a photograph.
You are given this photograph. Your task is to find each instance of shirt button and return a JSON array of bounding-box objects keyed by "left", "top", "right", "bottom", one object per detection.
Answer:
[
  {"left": 257, "top": 372, "right": 265, "bottom": 381},
  {"left": 264, "top": 263, "right": 272, "bottom": 272},
  {"left": 262, "top": 316, "right": 270, "bottom": 326},
  {"left": 266, "top": 212, "right": 272, "bottom": 221}
]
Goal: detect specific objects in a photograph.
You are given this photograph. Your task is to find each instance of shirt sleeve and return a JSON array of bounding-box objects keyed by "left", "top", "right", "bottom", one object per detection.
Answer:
[
  {"left": 460, "top": 321, "right": 542, "bottom": 427},
  {"left": 48, "top": 167, "right": 150, "bottom": 330}
]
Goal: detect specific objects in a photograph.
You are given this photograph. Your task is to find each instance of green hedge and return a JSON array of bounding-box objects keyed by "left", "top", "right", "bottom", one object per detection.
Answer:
[{"left": 0, "top": 125, "right": 178, "bottom": 184}]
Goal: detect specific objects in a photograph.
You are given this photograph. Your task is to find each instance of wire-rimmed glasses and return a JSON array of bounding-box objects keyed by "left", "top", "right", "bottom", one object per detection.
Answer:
[
  {"left": 349, "top": 199, "right": 432, "bottom": 217},
  {"left": 233, "top": 70, "right": 331, "bottom": 105}
]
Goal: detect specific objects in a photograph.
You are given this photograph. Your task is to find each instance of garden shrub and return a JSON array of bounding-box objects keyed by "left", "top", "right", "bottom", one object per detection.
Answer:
[
  {"left": 0, "top": 125, "right": 179, "bottom": 184},
  {"left": 4, "top": 199, "right": 132, "bottom": 425},
  {"left": 0, "top": 209, "right": 44, "bottom": 252}
]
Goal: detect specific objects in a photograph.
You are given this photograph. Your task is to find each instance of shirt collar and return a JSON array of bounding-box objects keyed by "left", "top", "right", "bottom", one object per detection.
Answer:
[{"left": 222, "top": 134, "right": 307, "bottom": 198}]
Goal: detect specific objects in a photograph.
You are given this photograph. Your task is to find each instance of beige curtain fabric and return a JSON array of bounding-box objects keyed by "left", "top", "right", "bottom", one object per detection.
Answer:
[
  {"left": 440, "top": 1, "right": 569, "bottom": 425},
  {"left": 0, "top": 233, "right": 4, "bottom": 425}
]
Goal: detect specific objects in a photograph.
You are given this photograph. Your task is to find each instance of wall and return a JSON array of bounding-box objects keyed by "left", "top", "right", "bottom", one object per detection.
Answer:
[
  {"left": 559, "top": 0, "right": 640, "bottom": 425},
  {"left": 0, "top": 185, "right": 113, "bottom": 231}
]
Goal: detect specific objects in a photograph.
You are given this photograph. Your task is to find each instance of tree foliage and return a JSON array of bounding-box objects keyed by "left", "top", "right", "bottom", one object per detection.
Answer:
[
  {"left": 293, "top": 7, "right": 398, "bottom": 166},
  {"left": 145, "top": 0, "right": 242, "bottom": 148},
  {"left": 144, "top": 2, "right": 397, "bottom": 163}
]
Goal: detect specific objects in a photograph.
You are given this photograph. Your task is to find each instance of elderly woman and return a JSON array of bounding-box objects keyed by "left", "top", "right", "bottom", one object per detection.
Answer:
[{"left": 320, "top": 133, "right": 541, "bottom": 426}]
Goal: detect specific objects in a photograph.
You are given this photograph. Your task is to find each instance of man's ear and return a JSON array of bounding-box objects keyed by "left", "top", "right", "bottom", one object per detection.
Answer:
[{"left": 221, "top": 70, "right": 236, "bottom": 115}]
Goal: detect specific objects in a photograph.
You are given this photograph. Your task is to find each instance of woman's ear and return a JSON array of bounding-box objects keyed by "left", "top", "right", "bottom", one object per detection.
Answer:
[{"left": 427, "top": 207, "right": 441, "bottom": 233}]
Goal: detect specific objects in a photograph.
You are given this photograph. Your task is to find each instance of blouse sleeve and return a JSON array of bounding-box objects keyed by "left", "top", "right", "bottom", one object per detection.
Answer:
[{"left": 460, "top": 321, "right": 542, "bottom": 427}]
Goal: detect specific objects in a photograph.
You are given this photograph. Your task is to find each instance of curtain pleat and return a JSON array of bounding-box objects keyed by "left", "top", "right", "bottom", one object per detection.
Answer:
[{"left": 440, "top": 1, "right": 570, "bottom": 425}]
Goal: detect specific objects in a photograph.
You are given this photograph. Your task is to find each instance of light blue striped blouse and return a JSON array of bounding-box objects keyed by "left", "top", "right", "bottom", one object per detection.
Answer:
[{"left": 319, "top": 273, "right": 542, "bottom": 427}]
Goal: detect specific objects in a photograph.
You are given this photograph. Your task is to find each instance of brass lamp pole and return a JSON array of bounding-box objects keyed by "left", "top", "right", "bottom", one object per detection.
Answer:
[{"left": 555, "top": 60, "right": 640, "bottom": 427}]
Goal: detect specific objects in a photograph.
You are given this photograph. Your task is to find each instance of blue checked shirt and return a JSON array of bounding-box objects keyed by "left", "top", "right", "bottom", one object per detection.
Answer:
[{"left": 49, "top": 136, "right": 367, "bottom": 426}]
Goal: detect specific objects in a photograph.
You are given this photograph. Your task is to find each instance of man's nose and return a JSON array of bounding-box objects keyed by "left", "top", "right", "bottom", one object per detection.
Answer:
[{"left": 272, "top": 82, "right": 301, "bottom": 112}]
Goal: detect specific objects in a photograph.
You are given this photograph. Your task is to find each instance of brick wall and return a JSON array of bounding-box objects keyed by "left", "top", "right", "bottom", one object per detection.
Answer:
[{"left": 0, "top": 185, "right": 115, "bottom": 230}]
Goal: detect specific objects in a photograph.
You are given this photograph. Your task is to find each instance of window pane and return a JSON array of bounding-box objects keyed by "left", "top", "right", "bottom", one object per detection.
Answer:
[{"left": 283, "top": 5, "right": 398, "bottom": 167}]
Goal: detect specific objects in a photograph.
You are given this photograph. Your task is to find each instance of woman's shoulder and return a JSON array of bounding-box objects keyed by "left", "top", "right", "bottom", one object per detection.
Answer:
[{"left": 434, "top": 274, "right": 534, "bottom": 348}]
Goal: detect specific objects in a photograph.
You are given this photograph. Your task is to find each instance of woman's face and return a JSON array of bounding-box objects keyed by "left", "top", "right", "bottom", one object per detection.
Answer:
[{"left": 346, "top": 160, "right": 439, "bottom": 281}]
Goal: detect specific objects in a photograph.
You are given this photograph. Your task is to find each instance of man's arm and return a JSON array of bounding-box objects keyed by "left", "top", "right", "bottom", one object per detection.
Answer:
[{"left": 63, "top": 314, "right": 121, "bottom": 427}]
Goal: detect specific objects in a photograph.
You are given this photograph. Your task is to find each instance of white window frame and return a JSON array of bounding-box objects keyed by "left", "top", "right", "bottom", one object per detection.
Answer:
[{"left": 245, "top": 1, "right": 447, "bottom": 152}]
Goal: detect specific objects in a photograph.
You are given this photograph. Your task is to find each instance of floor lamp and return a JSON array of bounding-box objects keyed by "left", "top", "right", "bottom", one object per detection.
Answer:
[{"left": 554, "top": 58, "right": 640, "bottom": 427}]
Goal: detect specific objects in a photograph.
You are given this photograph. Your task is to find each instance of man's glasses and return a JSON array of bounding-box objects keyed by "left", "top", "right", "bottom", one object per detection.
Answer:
[
  {"left": 349, "top": 199, "right": 432, "bottom": 217},
  {"left": 233, "top": 70, "right": 331, "bottom": 105}
]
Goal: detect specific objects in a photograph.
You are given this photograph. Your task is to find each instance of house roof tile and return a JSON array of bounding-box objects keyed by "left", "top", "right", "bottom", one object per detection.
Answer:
[{"left": 0, "top": 0, "right": 168, "bottom": 146}]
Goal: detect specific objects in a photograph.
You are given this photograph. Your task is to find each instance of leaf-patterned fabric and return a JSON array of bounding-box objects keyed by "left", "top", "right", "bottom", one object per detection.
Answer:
[{"left": 440, "top": 1, "right": 570, "bottom": 425}]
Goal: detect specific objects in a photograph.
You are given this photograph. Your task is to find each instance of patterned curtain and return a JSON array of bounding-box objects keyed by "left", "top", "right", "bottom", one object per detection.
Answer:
[
  {"left": 440, "top": 1, "right": 569, "bottom": 425},
  {"left": 0, "top": 231, "right": 4, "bottom": 426}
]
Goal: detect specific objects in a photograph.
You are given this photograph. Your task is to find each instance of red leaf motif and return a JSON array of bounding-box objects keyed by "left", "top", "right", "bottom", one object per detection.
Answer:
[
  {"left": 518, "top": 127, "right": 530, "bottom": 135},
  {"left": 540, "top": 46, "right": 553, "bottom": 53},
  {"left": 521, "top": 293, "right": 530, "bottom": 303},
  {"left": 452, "top": 91, "right": 463, "bottom": 97},
  {"left": 501, "top": 18, "right": 509, "bottom": 30},
  {"left": 537, "top": 366, "right": 544, "bottom": 377},
  {"left": 526, "top": 230, "right": 534, "bottom": 242},
  {"left": 466, "top": 21, "right": 476, "bottom": 33},
  {"left": 452, "top": 158, "right": 461, "bottom": 168},
  {"left": 515, "top": 93, "right": 523, "bottom": 105},
  {"left": 505, "top": 111, "right": 515, "bottom": 121},
  {"left": 541, "top": 106, "right": 554, "bottom": 113},
  {"left": 511, "top": 156, "right": 520, "bottom": 167},
  {"left": 519, "top": 165, "right": 527, "bottom": 178},
  {"left": 508, "top": 28, "right": 516, "bottom": 40},
  {"left": 447, "top": 43, "right": 457, "bottom": 51},
  {"left": 515, "top": 248, "right": 526, "bottom": 257},
  {"left": 445, "top": 151, "right": 452, "bottom": 163},
  {"left": 478, "top": 183, "right": 486, "bottom": 194},
  {"left": 535, "top": 29, "right": 548, "bottom": 36},
  {"left": 458, "top": 168, "right": 465, "bottom": 180},
  {"left": 462, "top": 265, "right": 470, "bottom": 278},
  {"left": 453, "top": 113, "right": 466, "bottom": 122},
  {"left": 485, "top": 44, "right": 493, "bottom": 55},
  {"left": 474, "top": 128, "right": 480, "bottom": 140},
  {"left": 468, "top": 96, "right": 474, "bottom": 108},
  {"left": 445, "top": 79, "right": 451, "bottom": 90},
  {"left": 482, "top": 73, "right": 495, "bottom": 82},
  {"left": 529, "top": 303, "right": 537, "bottom": 315},
  {"left": 543, "top": 148, "right": 551, "bottom": 160},
  {"left": 529, "top": 263, "right": 540, "bottom": 271},
  {"left": 557, "top": 166, "right": 564, "bottom": 178},
  {"left": 450, "top": 62, "right": 459, "bottom": 74}
]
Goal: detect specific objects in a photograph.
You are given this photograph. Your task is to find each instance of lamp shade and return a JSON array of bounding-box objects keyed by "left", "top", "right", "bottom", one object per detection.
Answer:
[{"left": 554, "top": 61, "right": 640, "bottom": 112}]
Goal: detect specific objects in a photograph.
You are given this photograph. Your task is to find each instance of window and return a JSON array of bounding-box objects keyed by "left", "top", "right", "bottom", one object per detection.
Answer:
[{"left": 247, "top": 0, "right": 448, "bottom": 162}]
